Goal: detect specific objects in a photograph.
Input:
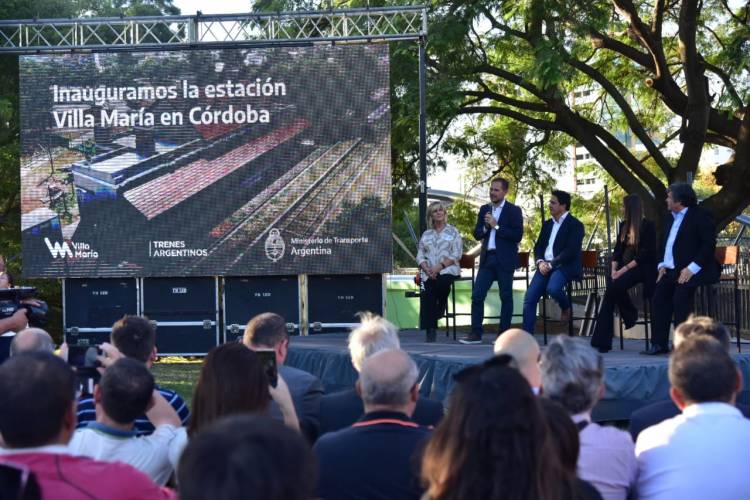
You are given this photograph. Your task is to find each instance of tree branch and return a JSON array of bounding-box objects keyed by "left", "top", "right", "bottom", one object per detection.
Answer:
[
  {"left": 458, "top": 105, "right": 559, "bottom": 130},
  {"left": 702, "top": 60, "right": 744, "bottom": 108},
  {"left": 589, "top": 30, "right": 655, "bottom": 71},
  {"left": 567, "top": 56, "right": 673, "bottom": 177},
  {"left": 463, "top": 87, "right": 549, "bottom": 112},
  {"left": 674, "top": 0, "right": 710, "bottom": 180},
  {"left": 473, "top": 63, "right": 547, "bottom": 100},
  {"left": 652, "top": 0, "right": 667, "bottom": 36}
]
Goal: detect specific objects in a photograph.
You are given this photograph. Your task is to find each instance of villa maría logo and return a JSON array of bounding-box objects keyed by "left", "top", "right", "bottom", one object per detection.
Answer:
[{"left": 44, "top": 238, "right": 99, "bottom": 259}]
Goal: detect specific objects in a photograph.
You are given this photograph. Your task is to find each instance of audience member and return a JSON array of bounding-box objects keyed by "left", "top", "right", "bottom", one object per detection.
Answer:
[
  {"left": 0, "top": 352, "right": 174, "bottom": 499},
  {"left": 421, "top": 355, "right": 575, "bottom": 500},
  {"left": 188, "top": 342, "right": 296, "bottom": 436},
  {"left": 320, "top": 313, "right": 443, "bottom": 434},
  {"left": 0, "top": 270, "right": 28, "bottom": 335},
  {"left": 493, "top": 328, "right": 542, "bottom": 393},
  {"left": 314, "top": 349, "right": 431, "bottom": 500},
  {"left": 629, "top": 316, "right": 750, "bottom": 440},
  {"left": 178, "top": 415, "right": 315, "bottom": 500},
  {"left": 69, "top": 357, "right": 181, "bottom": 485},
  {"left": 540, "top": 336, "right": 636, "bottom": 500},
  {"left": 9, "top": 328, "right": 55, "bottom": 357},
  {"left": 539, "top": 398, "right": 603, "bottom": 500},
  {"left": 170, "top": 342, "right": 299, "bottom": 469},
  {"left": 76, "top": 315, "right": 190, "bottom": 434},
  {"left": 243, "top": 312, "right": 324, "bottom": 442},
  {"left": 635, "top": 336, "right": 750, "bottom": 499}
]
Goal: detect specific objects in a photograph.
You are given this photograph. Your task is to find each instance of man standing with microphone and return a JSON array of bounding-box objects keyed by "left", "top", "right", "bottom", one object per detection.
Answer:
[{"left": 459, "top": 178, "right": 524, "bottom": 344}]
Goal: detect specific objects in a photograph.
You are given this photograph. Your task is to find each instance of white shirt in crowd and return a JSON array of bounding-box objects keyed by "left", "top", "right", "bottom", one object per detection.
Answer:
[
  {"left": 544, "top": 212, "right": 568, "bottom": 262},
  {"left": 635, "top": 402, "right": 750, "bottom": 500},
  {"left": 69, "top": 422, "right": 180, "bottom": 485}
]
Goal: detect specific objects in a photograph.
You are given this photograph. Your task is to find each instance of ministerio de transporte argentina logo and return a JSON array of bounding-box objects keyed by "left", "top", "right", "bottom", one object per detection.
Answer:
[{"left": 264, "top": 229, "right": 285, "bottom": 262}]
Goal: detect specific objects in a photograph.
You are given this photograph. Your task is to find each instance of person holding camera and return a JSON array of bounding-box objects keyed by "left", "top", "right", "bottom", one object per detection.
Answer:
[
  {"left": 0, "top": 271, "right": 46, "bottom": 337},
  {"left": 76, "top": 316, "right": 190, "bottom": 435}
]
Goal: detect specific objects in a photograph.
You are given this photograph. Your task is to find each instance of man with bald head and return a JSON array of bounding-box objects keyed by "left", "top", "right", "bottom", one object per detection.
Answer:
[
  {"left": 314, "top": 349, "right": 431, "bottom": 500},
  {"left": 9, "top": 327, "right": 55, "bottom": 357},
  {"left": 494, "top": 328, "right": 542, "bottom": 393}
]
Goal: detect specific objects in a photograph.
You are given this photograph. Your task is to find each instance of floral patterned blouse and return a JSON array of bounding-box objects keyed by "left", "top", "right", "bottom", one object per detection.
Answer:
[{"left": 416, "top": 224, "right": 462, "bottom": 277}]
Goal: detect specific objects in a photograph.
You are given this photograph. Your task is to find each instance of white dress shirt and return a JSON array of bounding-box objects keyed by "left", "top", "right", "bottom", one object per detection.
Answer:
[
  {"left": 635, "top": 402, "right": 750, "bottom": 500},
  {"left": 487, "top": 200, "right": 505, "bottom": 251},
  {"left": 659, "top": 207, "right": 701, "bottom": 274},
  {"left": 543, "top": 212, "right": 568, "bottom": 262}
]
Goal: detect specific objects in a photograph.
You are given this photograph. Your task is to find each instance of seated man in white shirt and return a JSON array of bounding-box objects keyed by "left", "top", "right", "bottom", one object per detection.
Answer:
[
  {"left": 635, "top": 336, "right": 750, "bottom": 500},
  {"left": 70, "top": 355, "right": 181, "bottom": 485}
]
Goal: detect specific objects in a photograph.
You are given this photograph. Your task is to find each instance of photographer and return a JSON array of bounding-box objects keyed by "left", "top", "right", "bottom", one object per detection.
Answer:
[{"left": 0, "top": 271, "right": 30, "bottom": 335}]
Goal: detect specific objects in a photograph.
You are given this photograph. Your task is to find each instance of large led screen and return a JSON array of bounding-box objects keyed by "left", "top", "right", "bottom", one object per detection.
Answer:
[{"left": 19, "top": 46, "right": 391, "bottom": 278}]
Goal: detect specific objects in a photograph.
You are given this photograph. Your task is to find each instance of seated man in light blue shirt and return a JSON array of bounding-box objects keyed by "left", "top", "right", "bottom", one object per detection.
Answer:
[{"left": 645, "top": 183, "right": 719, "bottom": 355}]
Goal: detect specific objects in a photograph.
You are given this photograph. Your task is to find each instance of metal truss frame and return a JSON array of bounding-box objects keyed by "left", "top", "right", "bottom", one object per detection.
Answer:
[
  {"left": 0, "top": 6, "right": 425, "bottom": 53},
  {"left": 1, "top": 5, "right": 430, "bottom": 234}
]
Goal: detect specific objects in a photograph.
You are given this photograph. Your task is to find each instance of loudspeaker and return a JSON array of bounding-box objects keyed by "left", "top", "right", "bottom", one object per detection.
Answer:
[
  {"left": 141, "top": 277, "right": 219, "bottom": 355},
  {"left": 223, "top": 276, "right": 300, "bottom": 342},
  {"left": 63, "top": 278, "right": 139, "bottom": 346},
  {"left": 307, "top": 274, "right": 383, "bottom": 333}
]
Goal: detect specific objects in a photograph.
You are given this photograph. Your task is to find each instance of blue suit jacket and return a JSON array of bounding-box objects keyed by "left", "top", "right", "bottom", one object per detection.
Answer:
[
  {"left": 533, "top": 214, "right": 585, "bottom": 280},
  {"left": 474, "top": 201, "right": 524, "bottom": 271}
]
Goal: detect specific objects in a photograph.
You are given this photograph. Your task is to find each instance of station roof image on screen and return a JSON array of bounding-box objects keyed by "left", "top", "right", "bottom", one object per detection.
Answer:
[{"left": 19, "top": 45, "right": 392, "bottom": 278}]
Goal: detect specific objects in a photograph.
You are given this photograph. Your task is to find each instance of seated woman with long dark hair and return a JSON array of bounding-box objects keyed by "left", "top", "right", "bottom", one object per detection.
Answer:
[
  {"left": 420, "top": 356, "right": 576, "bottom": 500},
  {"left": 170, "top": 342, "right": 298, "bottom": 469},
  {"left": 591, "top": 194, "right": 656, "bottom": 353}
]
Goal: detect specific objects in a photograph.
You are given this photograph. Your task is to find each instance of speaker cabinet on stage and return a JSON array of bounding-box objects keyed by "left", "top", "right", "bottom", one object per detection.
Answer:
[
  {"left": 223, "top": 276, "right": 300, "bottom": 342},
  {"left": 63, "top": 278, "right": 139, "bottom": 347},
  {"left": 141, "top": 277, "right": 219, "bottom": 356},
  {"left": 307, "top": 274, "right": 384, "bottom": 333}
]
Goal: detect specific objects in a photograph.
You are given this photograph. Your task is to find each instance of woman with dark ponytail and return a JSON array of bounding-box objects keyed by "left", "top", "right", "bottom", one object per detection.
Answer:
[{"left": 591, "top": 194, "right": 657, "bottom": 353}]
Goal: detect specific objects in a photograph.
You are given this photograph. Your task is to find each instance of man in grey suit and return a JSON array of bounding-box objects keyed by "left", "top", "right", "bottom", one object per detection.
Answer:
[{"left": 244, "top": 312, "right": 325, "bottom": 443}]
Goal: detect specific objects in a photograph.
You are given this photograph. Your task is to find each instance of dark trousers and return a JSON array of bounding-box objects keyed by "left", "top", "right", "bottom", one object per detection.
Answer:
[
  {"left": 522, "top": 269, "right": 571, "bottom": 334},
  {"left": 650, "top": 269, "right": 697, "bottom": 348},
  {"left": 471, "top": 253, "right": 514, "bottom": 336},
  {"left": 590, "top": 267, "right": 642, "bottom": 350},
  {"left": 420, "top": 274, "right": 456, "bottom": 330}
]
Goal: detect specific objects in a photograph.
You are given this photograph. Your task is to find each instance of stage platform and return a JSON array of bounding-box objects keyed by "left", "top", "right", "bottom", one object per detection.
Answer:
[{"left": 287, "top": 330, "right": 750, "bottom": 422}]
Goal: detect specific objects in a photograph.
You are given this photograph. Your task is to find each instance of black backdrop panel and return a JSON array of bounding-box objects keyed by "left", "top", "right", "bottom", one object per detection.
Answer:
[
  {"left": 308, "top": 274, "right": 382, "bottom": 329},
  {"left": 141, "top": 277, "right": 218, "bottom": 355},
  {"left": 64, "top": 278, "right": 138, "bottom": 346},
  {"left": 64, "top": 278, "right": 139, "bottom": 328},
  {"left": 224, "top": 276, "right": 299, "bottom": 340}
]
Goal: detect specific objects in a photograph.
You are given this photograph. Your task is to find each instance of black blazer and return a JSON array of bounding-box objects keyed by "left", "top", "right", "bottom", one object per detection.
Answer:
[
  {"left": 319, "top": 387, "right": 443, "bottom": 436},
  {"left": 629, "top": 399, "right": 750, "bottom": 441},
  {"left": 533, "top": 213, "right": 585, "bottom": 280},
  {"left": 658, "top": 206, "right": 720, "bottom": 285},
  {"left": 474, "top": 201, "right": 524, "bottom": 270},
  {"left": 612, "top": 219, "right": 658, "bottom": 297}
]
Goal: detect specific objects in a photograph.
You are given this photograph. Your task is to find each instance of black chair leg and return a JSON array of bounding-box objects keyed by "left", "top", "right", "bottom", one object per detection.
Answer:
[
  {"left": 735, "top": 278, "right": 741, "bottom": 353},
  {"left": 644, "top": 299, "right": 650, "bottom": 351},
  {"left": 542, "top": 295, "right": 548, "bottom": 346}
]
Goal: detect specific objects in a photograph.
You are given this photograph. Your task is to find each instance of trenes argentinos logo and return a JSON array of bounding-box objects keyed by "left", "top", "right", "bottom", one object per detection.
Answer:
[{"left": 44, "top": 238, "right": 99, "bottom": 259}]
